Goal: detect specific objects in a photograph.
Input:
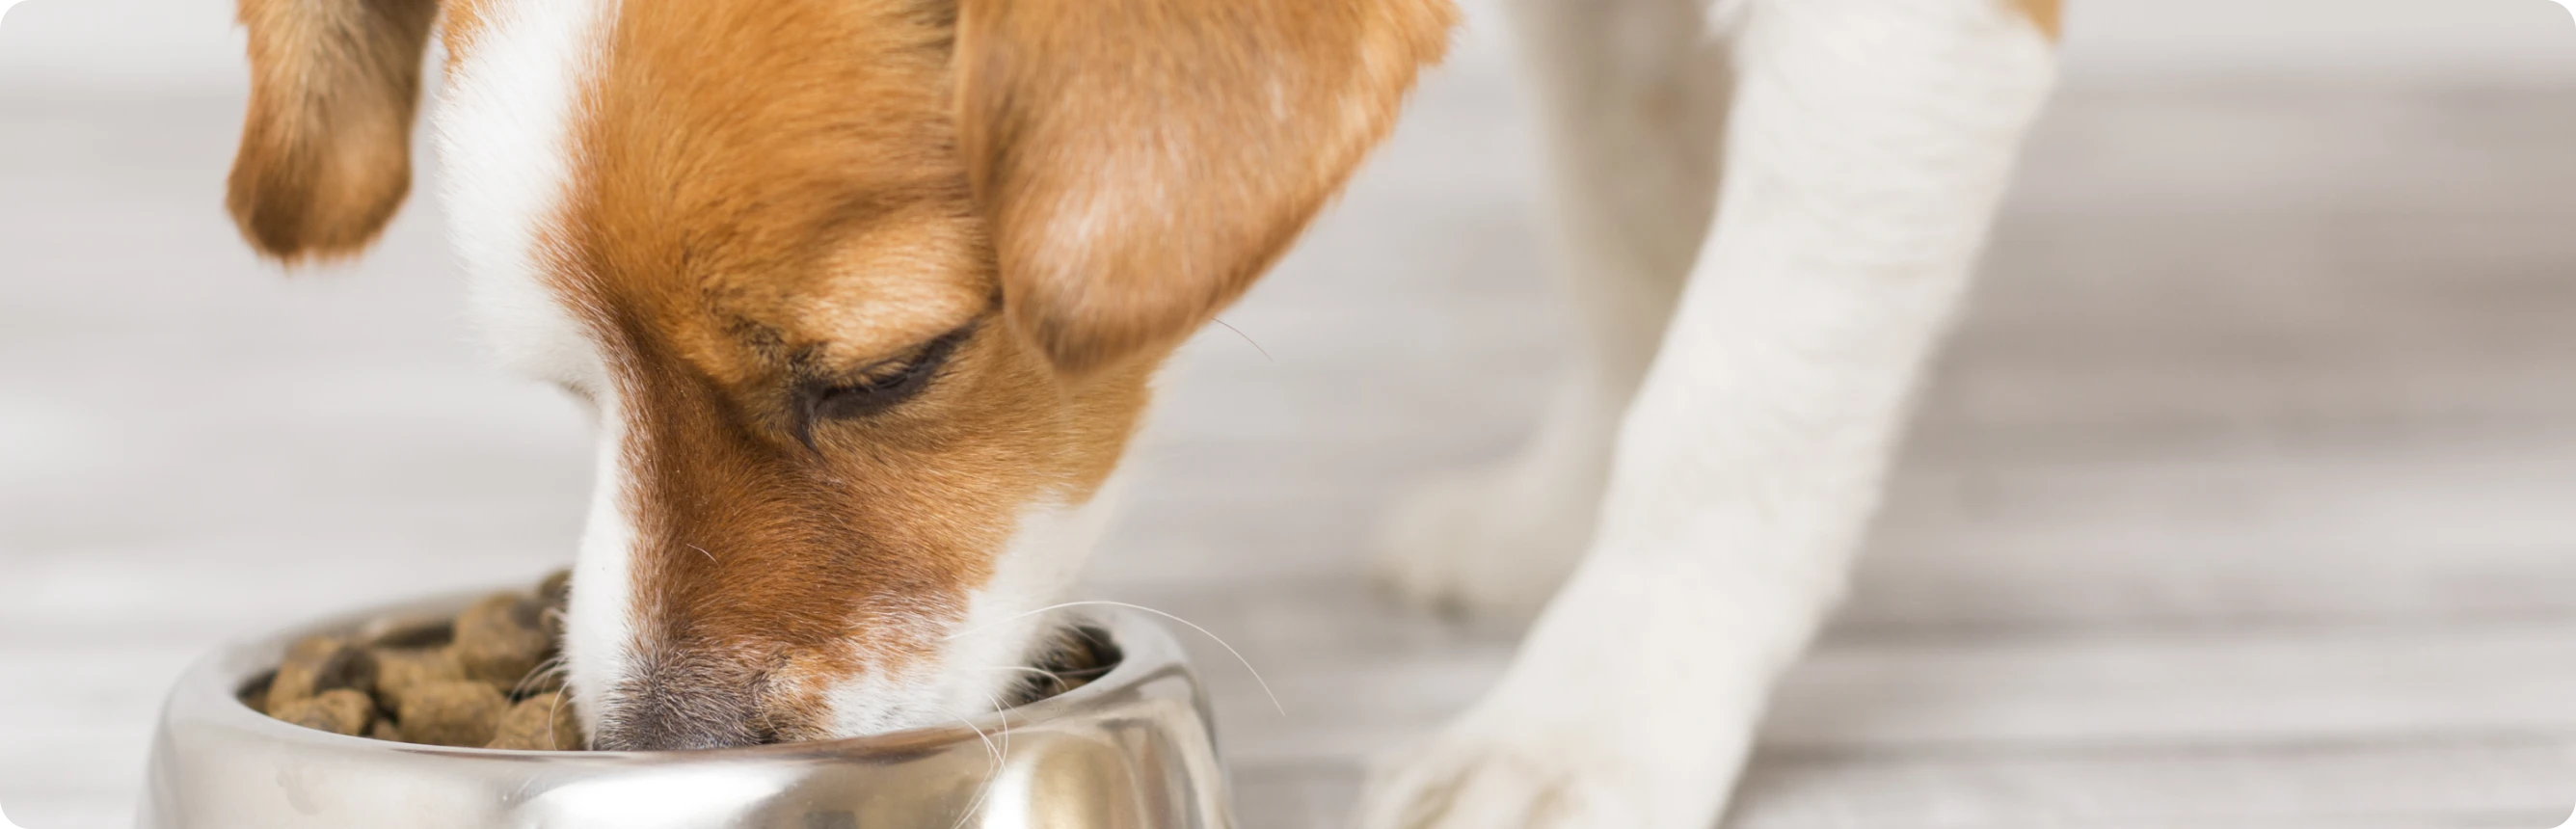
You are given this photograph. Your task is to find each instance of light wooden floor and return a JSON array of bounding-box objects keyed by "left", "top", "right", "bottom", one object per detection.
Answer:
[{"left": 9, "top": 71, "right": 2576, "bottom": 828}]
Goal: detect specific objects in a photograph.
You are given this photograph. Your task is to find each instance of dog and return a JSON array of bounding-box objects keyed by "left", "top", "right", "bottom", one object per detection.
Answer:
[{"left": 221, "top": 0, "right": 2058, "bottom": 825}]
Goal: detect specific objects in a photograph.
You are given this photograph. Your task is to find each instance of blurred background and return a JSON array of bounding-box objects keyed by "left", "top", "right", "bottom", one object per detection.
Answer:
[{"left": 9, "top": 1, "right": 2576, "bottom": 826}]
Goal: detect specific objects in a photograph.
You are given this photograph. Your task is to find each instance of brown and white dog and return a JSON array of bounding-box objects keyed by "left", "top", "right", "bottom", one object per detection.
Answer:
[{"left": 223, "top": 0, "right": 2059, "bottom": 825}]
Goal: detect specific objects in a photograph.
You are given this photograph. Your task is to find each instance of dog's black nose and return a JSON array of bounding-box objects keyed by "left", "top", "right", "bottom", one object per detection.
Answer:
[{"left": 589, "top": 656, "right": 767, "bottom": 751}]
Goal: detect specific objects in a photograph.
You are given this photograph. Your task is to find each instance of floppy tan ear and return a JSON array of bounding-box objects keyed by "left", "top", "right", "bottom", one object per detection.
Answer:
[
  {"left": 954, "top": 0, "right": 1456, "bottom": 377},
  {"left": 228, "top": 0, "right": 441, "bottom": 264}
]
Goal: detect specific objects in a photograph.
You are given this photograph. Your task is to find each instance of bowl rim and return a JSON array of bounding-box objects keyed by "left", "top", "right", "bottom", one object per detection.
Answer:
[{"left": 177, "top": 589, "right": 1189, "bottom": 762}]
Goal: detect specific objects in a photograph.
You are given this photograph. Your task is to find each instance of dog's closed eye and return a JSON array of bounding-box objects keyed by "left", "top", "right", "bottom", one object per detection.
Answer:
[{"left": 792, "top": 325, "right": 974, "bottom": 442}]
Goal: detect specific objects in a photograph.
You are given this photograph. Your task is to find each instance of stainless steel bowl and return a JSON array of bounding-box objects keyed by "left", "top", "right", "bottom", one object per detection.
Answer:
[{"left": 136, "top": 594, "right": 1235, "bottom": 829}]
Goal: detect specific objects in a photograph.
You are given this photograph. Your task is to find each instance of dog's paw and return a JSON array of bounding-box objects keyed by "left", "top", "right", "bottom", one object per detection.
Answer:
[
  {"left": 1354, "top": 713, "right": 1651, "bottom": 829},
  {"left": 1355, "top": 611, "right": 1765, "bottom": 829},
  {"left": 1370, "top": 462, "right": 1597, "bottom": 622}
]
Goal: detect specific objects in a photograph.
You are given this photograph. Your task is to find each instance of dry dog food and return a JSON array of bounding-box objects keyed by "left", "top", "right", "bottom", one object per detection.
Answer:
[
  {"left": 242, "top": 570, "right": 581, "bottom": 750},
  {"left": 243, "top": 570, "right": 1119, "bottom": 750}
]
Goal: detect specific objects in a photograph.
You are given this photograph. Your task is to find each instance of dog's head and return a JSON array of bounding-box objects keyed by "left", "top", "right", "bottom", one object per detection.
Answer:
[{"left": 226, "top": 0, "right": 1450, "bottom": 748}]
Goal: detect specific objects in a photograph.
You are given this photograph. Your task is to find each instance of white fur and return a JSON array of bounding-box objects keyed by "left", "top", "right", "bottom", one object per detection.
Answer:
[
  {"left": 1363, "top": 0, "right": 2057, "bottom": 825},
  {"left": 560, "top": 388, "right": 640, "bottom": 739},
  {"left": 820, "top": 474, "right": 1130, "bottom": 735},
  {"left": 437, "top": 0, "right": 616, "bottom": 391},
  {"left": 433, "top": 0, "right": 623, "bottom": 733}
]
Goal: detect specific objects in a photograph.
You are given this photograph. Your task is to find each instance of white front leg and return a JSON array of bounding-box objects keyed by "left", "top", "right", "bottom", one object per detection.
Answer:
[
  {"left": 1373, "top": 0, "right": 1728, "bottom": 622},
  {"left": 1358, "top": 0, "right": 2058, "bottom": 825}
]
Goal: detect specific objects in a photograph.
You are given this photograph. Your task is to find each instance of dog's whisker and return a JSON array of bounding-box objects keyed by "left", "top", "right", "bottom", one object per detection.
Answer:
[
  {"left": 943, "top": 600, "right": 1284, "bottom": 715},
  {"left": 983, "top": 690, "right": 1014, "bottom": 777},
  {"left": 511, "top": 653, "right": 572, "bottom": 701},
  {"left": 958, "top": 689, "right": 1016, "bottom": 827},
  {"left": 936, "top": 701, "right": 1003, "bottom": 769},
  {"left": 980, "top": 688, "right": 1014, "bottom": 759},
  {"left": 539, "top": 687, "right": 569, "bottom": 746},
  {"left": 1211, "top": 317, "right": 1272, "bottom": 361},
  {"left": 939, "top": 700, "right": 1006, "bottom": 829}
]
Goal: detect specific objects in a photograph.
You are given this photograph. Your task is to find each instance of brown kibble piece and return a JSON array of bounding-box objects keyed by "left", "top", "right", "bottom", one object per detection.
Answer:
[
  {"left": 261, "top": 636, "right": 340, "bottom": 712},
  {"left": 1015, "top": 626, "right": 1114, "bottom": 703},
  {"left": 239, "top": 671, "right": 276, "bottom": 713},
  {"left": 265, "top": 636, "right": 378, "bottom": 716},
  {"left": 370, "top": 719, "right": 405, "bottom": 742},
  {"left": 511, "top": 663, "right": 565, "bottom": 699},
  {"left": 537, "top": 569, "right": 571, "bottom": 608},
  {"left": 363, "top": 615, "right": 456, "bottom": 650},
  {"left": 284, "top": 635, "right": 342, "bottom": 662},
  {"left": 272, "top": 688, "right": 375, "bottom": 735},
  {"left": 517, "top": 573, "right": 571, "bottom": 697},
  {"left": 454, "top": 593, "right": 553, "bottom": 692},
  {"left": 536, "top": 569, "right": 571, "bottom": 642},
  {"left": 486, "top": 693, "right": 584, "bottom": 751},
  {"left": 371, "top": 646, "right": 467, "bottom": 711},
  {"left": 313, "top": 647, "right": 379, "bottom": 694},
  {"left": 398, "top": 680, "right": 508, "bottom": 747}
]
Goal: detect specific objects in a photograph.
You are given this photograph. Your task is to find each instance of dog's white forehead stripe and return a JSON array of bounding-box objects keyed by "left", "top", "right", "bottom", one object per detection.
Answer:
[
  {"left": 435, "top": 0, "right": 615, "bottom": 391},
  {"left": 433, "top": 0, "right": 626, "bottom": 729}
]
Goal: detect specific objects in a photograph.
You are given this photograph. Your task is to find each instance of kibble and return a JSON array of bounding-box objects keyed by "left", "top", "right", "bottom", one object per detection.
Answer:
[
  {"left": 454, "top": 592, "right": 555, "bottom": 693},
  {"left": 363, "top": 615, "right": 455, "bottom": 650},
  {"left": 263, "top": 636, "right": 377, "bottom": 717},
  {"left": 488, "top": 692, "right": 584, "bottom": 751},
  {"left": 243, "top": 570, "right": 585, "bottom": 749},
  {"left": 371, "top": 646, "right": 468, "bottom": 711},
  {"left": 536, "top": 569, "right": 571, "bottom": 620},
  {"left": 399, "top": 680, "right": 509, "bottom": 747},
  {"left": 271, "top": 688, "right": 375, "bottom": 736},
  {"left": 248, "top": 568, "right": 1114, "bottom": 751},
  {"left": 1022, "top": 626, "right": 1115, "bottom": 702},
  {"left": 535, "top": 573, "right": 570, "bottom": 652}
]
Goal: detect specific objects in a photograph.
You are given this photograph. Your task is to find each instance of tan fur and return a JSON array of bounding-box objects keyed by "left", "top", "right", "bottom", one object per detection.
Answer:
[
  {"left": 227, "top": 0, "right": 439, "bottom": 262},
  {"left": 956, "top": 0, "right": 1458, "bottom": 377},
  {"left": 2009, "top": 0, "right": 2061, "bottom": 39},
  {"left": 437, "top": 0, "right": 500, "bottom": 74}
]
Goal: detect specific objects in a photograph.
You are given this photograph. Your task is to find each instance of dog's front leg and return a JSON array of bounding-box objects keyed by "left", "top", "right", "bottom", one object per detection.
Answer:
[{"left": 1356, "top": 0, "right": 2058, "bottom": 826}]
